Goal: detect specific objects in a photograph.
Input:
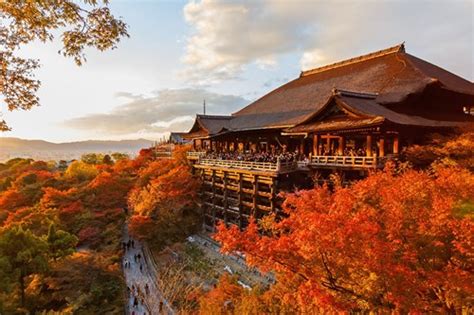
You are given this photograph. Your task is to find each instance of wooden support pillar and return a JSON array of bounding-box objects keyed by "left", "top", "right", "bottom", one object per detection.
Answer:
[
  {"left": 238, "top": 173, "right": 243, "bottom": 229},
  {"left": 313, "top": 134, "right": 319, "bottom": 156},
  {"left": 366, "top": 135, "right": 373, "bottom": 157},
  {"left": 270, "top": 178, "right": 276, "bottom": 213},
  {"left": 211, "top": 170, "right": 216, "bottom": 231},
  {"left": 326, "top": 135, "right": 331, "bottom": 154},
  {"left": 299, "top": 138, "right": 305, "bottom": 155},
  {"left": 199, "top": 169, "right": 205, "bottom": 231},
  {"left": 252, "top": 175, "right": 258, "bottom": 218},
  {"left": 223, "top": 171, "right": 228, "bottom": 225},
  {"left": 379, "top": 136, "right": 385, "bottom": 157},
  {"left": 338, "top": 136, "right": 345, "bottom": 155},
  {"left": 393, "top": 134, "right": 399, "bottom": 154}
]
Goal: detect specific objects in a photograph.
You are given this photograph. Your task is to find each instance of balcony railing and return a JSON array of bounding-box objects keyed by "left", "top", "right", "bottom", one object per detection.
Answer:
[
  {"left": 186, "top": 151, "right": 207, "bottom": 160},
  {"left": 309, "top": 155, "right": 377, "bottom": 168},
  {"left": 196, "top": 158, "right": 297, "bottom": 173}
]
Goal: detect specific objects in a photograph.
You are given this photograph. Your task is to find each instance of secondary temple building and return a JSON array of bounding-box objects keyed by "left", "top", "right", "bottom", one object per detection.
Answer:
[{"left": 179, "top": 43, "right": 474, "bottom": 231}]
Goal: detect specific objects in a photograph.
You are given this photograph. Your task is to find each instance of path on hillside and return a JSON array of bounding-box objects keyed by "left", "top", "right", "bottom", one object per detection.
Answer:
[{"left": 122, "top": 225, "right": 173, "bottom": 315}]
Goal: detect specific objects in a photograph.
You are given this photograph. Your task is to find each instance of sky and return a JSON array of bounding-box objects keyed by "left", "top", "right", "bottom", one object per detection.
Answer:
[{"left": 1, "top": 0, "right": 473, "bottom": 143}]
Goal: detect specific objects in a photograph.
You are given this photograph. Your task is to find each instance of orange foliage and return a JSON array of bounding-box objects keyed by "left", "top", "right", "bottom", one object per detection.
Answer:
[
  {"left": 128, "top": 145, "right": 198, "bottom": 217},
  {"left": 198, "top": 274, "right": 245, "bottom": 314},
  {"left": 127, "top": 145, "right": 200, "bottom": 247},
  {"left": 128, "top": 214, "right": 156, "bottom": 240},
  {"left": 214, "top": 164, "right": 474, "bottom": 313},
  {"left": 86, "top": 171, "right": 133, "bottom": 209}
]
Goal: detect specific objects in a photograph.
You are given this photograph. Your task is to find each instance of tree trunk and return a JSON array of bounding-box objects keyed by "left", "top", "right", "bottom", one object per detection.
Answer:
[{"left": 19, "top": 271, "right": 25, "bottom": 307}]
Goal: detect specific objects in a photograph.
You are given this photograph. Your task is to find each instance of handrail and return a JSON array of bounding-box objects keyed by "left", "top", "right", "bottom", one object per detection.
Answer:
[
  {"left": 186, "top": 151, "right": 207, "bottom": 159},
  {"left": 310, "top": 155, "right": 377, "bottom": 168},
  {"left": 187, "top": 151, "right": 207, "bottom": 156},
  {"left": 196, "top": 158, "right": 297, "bottom": 173}
]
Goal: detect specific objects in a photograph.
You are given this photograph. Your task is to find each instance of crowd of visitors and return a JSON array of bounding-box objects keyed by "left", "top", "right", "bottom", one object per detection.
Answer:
[
  {"left": 201, "top": 146, "right": 377, "bottom": 163},
  {"left": 123, "top": 232, "right": 171, "bottom": 315},
  {"left": 203, "top": 151, "right": 302, "bottom": 163}
]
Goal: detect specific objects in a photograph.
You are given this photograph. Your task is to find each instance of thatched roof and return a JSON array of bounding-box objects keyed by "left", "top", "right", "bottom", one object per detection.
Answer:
[
  {"left": 184, "top": 43, "right": 473, "bottom": 138},
  {"left": 286, "top": 89, "right": 471, "bottom": 133},
  {"left": 184, "top": 115, "right": 232, "bottom": 139}
]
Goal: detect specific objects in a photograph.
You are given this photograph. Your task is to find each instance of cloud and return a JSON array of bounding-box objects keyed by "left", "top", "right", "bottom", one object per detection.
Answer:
[
  {"left": 300, "top": 48, "right": 327, "bottom": 71},
  {"left": 64, "top": 88, "right": 248, "bottom": 136},
  {"left": 181, "top": 0, "right": 318, "bottom": 84},
  {"left": 181, "top": 0, "right": 473, "bottom": 83},
  {"left": 262, "top": 77, "right": 289, "bottom": 89}
]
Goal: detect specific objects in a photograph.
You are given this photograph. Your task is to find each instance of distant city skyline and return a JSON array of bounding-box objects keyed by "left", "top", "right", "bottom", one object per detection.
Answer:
[{"left": 1, "top": 0, "right": 472, "bottom": 142}]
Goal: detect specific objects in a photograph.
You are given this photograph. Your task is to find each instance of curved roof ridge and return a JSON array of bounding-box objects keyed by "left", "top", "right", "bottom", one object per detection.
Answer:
[
  {"left": 333, "top": 88, "right": 378, "bottom": 99},
  {"left": 300, "top": 43, "right": 405, "bottom": 77},
  {"left": 196, "top": 114, "right": 232, "bottom": 119}
]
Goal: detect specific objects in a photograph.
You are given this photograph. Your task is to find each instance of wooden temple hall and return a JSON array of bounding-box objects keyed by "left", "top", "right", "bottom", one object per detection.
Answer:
[{"left": 179, "top": 43, "right": 474, "bottom": 231}]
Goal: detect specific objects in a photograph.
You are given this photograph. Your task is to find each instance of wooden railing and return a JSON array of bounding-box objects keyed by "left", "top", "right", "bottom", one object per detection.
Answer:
[
  {"left": 186, "top": 151, "right": 207, "bottom": 159},
  {"left": 197, "top": 158, "right": 296, "bottom": 173},
  {"left": 309, "top": 155, "right": 377, "bottom": 168}
]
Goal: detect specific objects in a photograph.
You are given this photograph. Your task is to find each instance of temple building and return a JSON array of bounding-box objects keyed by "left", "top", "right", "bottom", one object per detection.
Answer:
[{"left": 179, "top": 43, "right": 474, "bottom": 231}]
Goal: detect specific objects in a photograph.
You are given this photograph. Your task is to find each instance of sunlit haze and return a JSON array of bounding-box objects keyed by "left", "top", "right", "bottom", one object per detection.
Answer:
[{"left": 1, "top": 0, "right": 472, "bottom": 142}]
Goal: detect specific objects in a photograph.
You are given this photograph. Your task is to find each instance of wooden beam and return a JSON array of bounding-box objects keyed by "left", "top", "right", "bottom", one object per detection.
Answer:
[
  {"left": 270, "top": 178, "right": 276, "bottom": 213},
  {"left": 211, "top": 169, "right": 216, "bottom": 230},
  {"left": 253, "top": 175, "right": 258, "bottom": 218},
  {"left": 223, "top": 171, "right": 228, "bottom": 225},
  {"left": 313, "top": 134, "right": 319, "bottom": 156},
  {"left": 379, "top": 136, "right": 385, "bottom": 157},
  {"left": 338, "top": 136, "right": 345, "bottom": 155},
  {"left": 366, "top": 135, "right": 372, "bottom": 157},
  {"left": 238, "top": 173, "right": 243, "bottom": 229},
  {"left": 393, "top": 134, "right": 399, "bottom": 154}
]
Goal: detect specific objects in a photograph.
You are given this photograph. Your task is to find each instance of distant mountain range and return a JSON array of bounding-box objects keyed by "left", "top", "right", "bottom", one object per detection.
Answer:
[{"left": 0, "top": 137, "right": 154, "bottom": 161}]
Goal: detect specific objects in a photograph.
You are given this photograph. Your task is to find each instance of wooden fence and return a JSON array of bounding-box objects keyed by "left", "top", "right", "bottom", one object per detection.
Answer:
[
  {"left": 196, "top": 158, "right": 296, "bottom": 173},
  {"left": 309, "top": 155, "right": 377, "bottom": 168}
]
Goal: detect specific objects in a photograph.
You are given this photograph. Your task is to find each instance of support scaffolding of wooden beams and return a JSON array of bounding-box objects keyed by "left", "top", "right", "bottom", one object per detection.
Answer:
[{"left": 196, "top": 166, "right": 279, "bottom": 232}]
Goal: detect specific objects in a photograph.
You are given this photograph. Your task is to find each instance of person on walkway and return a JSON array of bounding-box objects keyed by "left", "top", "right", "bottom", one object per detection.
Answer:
[
  {"left": 145, "top": 283, "right": 149, "bottom": 295},
  {"left": 159, "top": 301, "right": 163, "bottom": 313},
  {"left": 139, "top": 264, "right": 143, "bottom": 273},
  {"left": 133, "top": 296, "right": 138, "bottom": 308},
  {"left": 131, "top": 239, "right": 135, "bottom": 248}
]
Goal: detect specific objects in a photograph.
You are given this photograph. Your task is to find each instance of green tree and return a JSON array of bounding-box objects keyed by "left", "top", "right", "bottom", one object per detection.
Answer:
[
  {"left": 0, "top": 226, "right": 49, "bottom": 307},
  {"left": 81, "top": 153, "right": 103, "bottom": 165},
  {"left": 102, "top": 154, "right": 113, "bottom": 165},
  {"left": 64, "top": 160, "right": 98, "bottom": 181},
  {"left": 57, "top": 160, "right": 69, "bottom": 171},
  {"left": 46, "top": 223, "right": 78, "bottom": 261},
  {"left": 111, "top": 152, "right": 129, "bottom": 161},
  {"left": 0, "top": 1, "right": 129, "bottom": 131}
]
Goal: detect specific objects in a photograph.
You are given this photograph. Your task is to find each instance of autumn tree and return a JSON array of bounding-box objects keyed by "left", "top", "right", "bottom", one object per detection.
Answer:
[
  {"left": 111, "top": 152, "right": 129, "bottom": 161},
  {"left": 213, "top": 164, "right": 474, "bottom": 313},
  {"left": 403, "top": 128, "right": 474, "bottom": 170},
  {"left": 0, "top": 0, "right": 129, "bottom": 130},
  {"left": 81, "top": 153, "right": 104, "bottom": 165},
  {"left": 128, "top": 145, "right": 200, "bottom": 249},
  {"left": 64, "top": 160, "right": 98, "bottom": 181},
  {"left": 0, "top": 226, "right": 49, "bottom": 307}
]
